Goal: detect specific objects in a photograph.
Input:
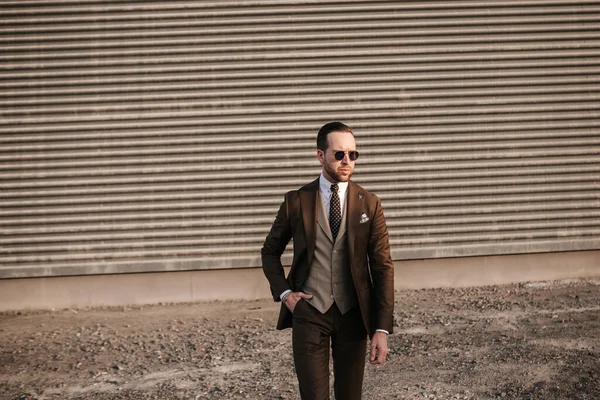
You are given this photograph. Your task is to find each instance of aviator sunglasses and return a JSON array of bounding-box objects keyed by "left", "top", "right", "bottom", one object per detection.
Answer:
[{"left": 333, "top": 150, "right": 359, "bottom": 161}]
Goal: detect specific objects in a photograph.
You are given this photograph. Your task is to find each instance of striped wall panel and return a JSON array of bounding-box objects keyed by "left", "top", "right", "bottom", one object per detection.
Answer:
[{"left": 1, "top": 1, "right": 599, "bottom": 278}]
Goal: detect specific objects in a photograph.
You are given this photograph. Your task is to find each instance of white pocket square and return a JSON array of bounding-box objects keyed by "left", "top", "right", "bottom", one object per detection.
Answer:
[{"left": 360, "top": 213, "right": 369, "bottom": 224}]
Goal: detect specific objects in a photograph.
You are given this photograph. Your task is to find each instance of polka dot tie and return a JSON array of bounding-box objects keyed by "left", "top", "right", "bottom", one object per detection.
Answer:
[{"left": 329, "top": 183, "right": 341, "bottom": 241}]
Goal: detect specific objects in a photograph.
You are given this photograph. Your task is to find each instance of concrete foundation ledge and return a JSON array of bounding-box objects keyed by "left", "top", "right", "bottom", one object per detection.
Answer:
[{"left": 0, "top": 250, "right": 599, "bottom": 311}]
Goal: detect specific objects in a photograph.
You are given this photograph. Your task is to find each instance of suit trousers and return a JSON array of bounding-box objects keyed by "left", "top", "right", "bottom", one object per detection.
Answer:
[{"left": 292, "top": 300, "right": 367, "bottom": 400}]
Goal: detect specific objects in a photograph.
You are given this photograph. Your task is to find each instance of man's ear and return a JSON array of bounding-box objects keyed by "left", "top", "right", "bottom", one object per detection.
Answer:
[{"left": 317, "top": 149, "right": 325, "bottom": 165}]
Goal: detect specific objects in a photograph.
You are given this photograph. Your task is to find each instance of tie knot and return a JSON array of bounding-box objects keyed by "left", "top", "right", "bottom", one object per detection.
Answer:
[{"left": 331, "top": 183, "right": 338, "bottom": 193}]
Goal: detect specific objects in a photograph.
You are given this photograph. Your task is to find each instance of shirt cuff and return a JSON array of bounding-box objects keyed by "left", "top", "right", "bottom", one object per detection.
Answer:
[
  {"left": 280, "top": 289, "right": 292, "bottom": 301},
  {"left": 375, "top": 329, "right": 389, "bottom": 335}
]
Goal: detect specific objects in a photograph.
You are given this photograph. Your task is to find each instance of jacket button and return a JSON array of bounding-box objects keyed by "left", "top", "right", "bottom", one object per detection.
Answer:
[{"left": 330, "top": 295, "right": 334, "bottom": 299}]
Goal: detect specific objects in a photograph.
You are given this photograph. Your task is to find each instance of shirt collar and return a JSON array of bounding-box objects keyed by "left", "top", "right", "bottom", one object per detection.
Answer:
[{"left": 319, "top": 172, "right": 348, "bottom": 195}]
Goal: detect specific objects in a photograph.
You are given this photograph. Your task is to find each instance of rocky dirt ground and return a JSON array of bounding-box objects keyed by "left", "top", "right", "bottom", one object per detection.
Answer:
[{"left": 0, "top": 278, "right": 598, "bottom": 400}]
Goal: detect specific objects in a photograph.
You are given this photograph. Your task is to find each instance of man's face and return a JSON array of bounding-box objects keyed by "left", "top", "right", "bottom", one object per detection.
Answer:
[{"left": 317, "top": 130, "right": 357, "bottom": 183}]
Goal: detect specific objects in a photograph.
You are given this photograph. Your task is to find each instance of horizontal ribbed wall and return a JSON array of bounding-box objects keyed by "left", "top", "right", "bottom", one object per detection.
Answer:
[{"left": 1, "top": 0, "right": 599, "bottom": 278}]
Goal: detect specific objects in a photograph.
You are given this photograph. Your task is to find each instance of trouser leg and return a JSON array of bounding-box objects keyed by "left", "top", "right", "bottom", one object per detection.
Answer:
[
  {"left": 292, "top": 300, "right": 333, "bottom": 400},
  {"left": 332, "top": 305, "right": 368, "bottom": 400}
]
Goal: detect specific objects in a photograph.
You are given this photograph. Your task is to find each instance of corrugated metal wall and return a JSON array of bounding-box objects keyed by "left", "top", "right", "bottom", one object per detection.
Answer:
[{"left": 1, "top": 1, "right": 599, "bottom": 279}]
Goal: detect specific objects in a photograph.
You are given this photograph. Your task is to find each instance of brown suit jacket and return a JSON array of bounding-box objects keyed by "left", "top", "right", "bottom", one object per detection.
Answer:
[{"left": 261, "top": 178, "right": 394, "bottom": 337}]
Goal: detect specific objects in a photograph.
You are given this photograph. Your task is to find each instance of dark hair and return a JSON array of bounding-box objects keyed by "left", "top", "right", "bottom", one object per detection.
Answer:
[{"left": 316, "top": 122, "right": 354, "bottom": 151}]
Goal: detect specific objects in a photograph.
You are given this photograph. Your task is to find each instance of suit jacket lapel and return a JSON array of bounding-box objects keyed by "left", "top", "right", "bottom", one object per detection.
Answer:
[
  {"left": 316, "top": 191, "right": 334, "bottom": 243},
  {"left": 299, "top": 178, "right": 319, "bottom": 267},
  {"left": 347, "top": 180, "right": 364, "bottom": 266}
]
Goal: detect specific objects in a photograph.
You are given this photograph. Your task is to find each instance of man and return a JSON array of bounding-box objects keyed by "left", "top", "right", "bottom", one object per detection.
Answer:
[{"left": 261, "top": 122, "right": 395, "bottom": 400}]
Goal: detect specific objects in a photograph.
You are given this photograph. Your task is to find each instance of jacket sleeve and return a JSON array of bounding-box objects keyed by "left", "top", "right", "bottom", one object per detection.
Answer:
[
  {"left": 261, "top": 192, "right": 293, "bottom": 301},
  {"left": 368, "top": 197, "right": 395, "bottom": 334}
]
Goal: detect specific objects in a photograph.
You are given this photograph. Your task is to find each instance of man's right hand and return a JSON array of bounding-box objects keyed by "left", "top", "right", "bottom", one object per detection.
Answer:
[{"left": 283, "top": 292, "right": 313, "bottom": 312}]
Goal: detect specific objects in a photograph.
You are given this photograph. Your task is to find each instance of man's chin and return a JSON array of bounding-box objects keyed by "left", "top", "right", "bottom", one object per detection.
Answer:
[{"left": 335, "top": 174, "right": 352, "bottom": 182}]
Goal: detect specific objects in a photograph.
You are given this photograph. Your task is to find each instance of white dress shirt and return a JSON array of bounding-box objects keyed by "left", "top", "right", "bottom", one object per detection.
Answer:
[{"left": 318, "top": 173, "right": 348, "bottom": 218}]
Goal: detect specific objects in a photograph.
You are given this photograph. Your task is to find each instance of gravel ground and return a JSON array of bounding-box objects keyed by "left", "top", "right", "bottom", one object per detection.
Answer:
[{"left": 1, "top": 278, "right": 599, "bottom": 400}]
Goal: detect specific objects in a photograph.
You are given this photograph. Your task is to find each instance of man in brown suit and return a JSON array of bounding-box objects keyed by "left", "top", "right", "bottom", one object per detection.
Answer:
[{"left": 261, "top": 122, "right": 395, "bottom": 400}]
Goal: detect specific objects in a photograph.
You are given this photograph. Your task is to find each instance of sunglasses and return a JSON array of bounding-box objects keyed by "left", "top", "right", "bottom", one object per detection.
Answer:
[{"left": 333, "top": 150, "right": 359, "bottom": 161}]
